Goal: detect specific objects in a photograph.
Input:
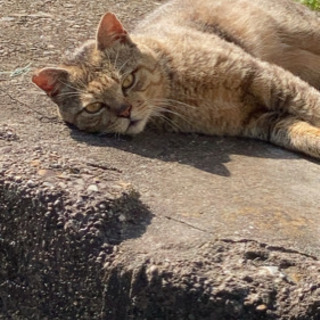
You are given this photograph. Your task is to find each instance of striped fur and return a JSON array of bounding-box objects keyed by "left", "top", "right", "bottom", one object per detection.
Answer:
[{"left": 33, "top": 0, "right": 320, "bottom": 159}]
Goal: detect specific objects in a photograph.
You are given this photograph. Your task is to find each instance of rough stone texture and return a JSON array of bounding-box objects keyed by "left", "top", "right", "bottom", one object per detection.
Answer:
[{"left": 1, "top": 0, "right": 320, "bottom": 319}]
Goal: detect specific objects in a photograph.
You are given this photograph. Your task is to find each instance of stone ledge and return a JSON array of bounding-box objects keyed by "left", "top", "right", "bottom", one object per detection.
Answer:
[{"left": 1, "top": 159, "right": 319, "bottom": 319}]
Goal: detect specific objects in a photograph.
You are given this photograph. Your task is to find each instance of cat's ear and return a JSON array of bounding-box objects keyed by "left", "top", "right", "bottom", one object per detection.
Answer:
[
  {"left": 32, "top": 67, "right": 69, "bottom": 97},
  {"left": 96, "top": 12, "right": 130, "bottom": 50}
]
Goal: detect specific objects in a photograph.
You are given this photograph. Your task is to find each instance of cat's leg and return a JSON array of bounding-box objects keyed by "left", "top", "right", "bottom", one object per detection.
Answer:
[
  {"left": 242, "top": 112, "right": 320, "bottom": 159},
  {"left": 271, "top": 1, "right": 320, "bottom": 88},
  {"left": 248, "top": 61, "right": 320, "bottom": 128},
  {"left": 275, "top": 48, "right": 320, "bottom": 90}
]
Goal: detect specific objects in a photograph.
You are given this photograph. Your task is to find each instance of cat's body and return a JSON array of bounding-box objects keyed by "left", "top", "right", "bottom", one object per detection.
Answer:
[{"left": 33, "top": 0, "right": 320, "bottom": 159}]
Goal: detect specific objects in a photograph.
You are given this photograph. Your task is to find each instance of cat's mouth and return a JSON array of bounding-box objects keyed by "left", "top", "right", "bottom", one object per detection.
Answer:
[
  {"left": 125, "top": 118, "right": 143, "bottom": 134},
  {"left": 129, "top": 119, "right": 140, "bottom": 127}
]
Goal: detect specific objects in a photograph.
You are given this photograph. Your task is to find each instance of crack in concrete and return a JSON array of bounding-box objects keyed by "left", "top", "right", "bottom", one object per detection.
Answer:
[
  {"left": 163, "top": 214, "right": 214, "bottom": 233},
  {"left": 161, "top": 215, "right": 319, "bottom": 260},
  {"left": 220, "top": 238, "right": 319, "bottom": 260}
]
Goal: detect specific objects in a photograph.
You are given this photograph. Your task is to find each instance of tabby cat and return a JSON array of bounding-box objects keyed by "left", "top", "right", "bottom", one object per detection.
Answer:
[{"left": 32, "top": 0, "right": 320, "bottom": 159}]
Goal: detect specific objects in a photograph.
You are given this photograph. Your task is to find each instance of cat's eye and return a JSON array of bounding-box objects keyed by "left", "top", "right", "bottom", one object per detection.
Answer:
[
  {"left": 122, "top": 73, "right": 135, "bottom": 90},
  {"left": 84, "top": 102, "right": 104, "bottom": 114}
]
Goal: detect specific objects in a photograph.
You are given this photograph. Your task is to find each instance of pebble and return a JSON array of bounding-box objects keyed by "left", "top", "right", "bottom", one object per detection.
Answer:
[
  {"left": 87, "top": 184, "right": 99, "bottom": 193},
  {"left": 256, "top": 304, "right": 267, "bottom": 311},
  {"left": 99, "top": 203, "right": 107, "bottom": 210},
  {"left": 30, "top": 160, "right": 41, "bottom": 167},
  {"left": 58, "top": 182, "right": 67, "bottom": 189},
  {"left": 0, "top": 17, "right": 15, "bottom": 22},
  {"left": 118, "top": 214, "right": 126, "bottom": 222},
  {"left": 54, "top": 199, "right": 61, "bottom": 207},
  {"left": 42, "top": 181, "right": 54, "bottom": 189},
  {"left": 38, "top": 169, "right": 49, "bottom": 176},
  {"left": 258, "top": 266, "right": 280, "bottom": 277},
  {"left": 147, "top": 265, "right": 159, "bottom": 276},
  {"left": 26, "top": 180, "right": 36, "bottom": 188},
  {"left": 14, "top": 176, "right": 22, "bottom": 182}
]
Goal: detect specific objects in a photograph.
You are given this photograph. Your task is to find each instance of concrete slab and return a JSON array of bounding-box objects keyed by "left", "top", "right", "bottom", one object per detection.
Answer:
[{"left": 1, "top": 0, "right": 319, "bottom": 319}]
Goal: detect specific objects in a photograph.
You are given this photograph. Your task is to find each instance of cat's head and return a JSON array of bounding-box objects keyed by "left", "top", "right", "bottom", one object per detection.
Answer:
[{"left": 32, "top": 12, "right": 166, "bottom": 134}]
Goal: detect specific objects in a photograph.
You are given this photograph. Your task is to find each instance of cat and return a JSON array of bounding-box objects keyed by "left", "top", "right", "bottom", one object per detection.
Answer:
[{"left": 32, "top": 0, "right": 320, "bottom": 159}]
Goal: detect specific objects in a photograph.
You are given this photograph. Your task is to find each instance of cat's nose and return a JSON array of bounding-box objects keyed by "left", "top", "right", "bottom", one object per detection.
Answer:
[{"left": 117, "top": 103, "right": 132, "bottom": 118}]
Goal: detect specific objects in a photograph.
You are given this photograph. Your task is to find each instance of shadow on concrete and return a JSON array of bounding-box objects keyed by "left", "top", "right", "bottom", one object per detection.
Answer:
[
  {"left": 0, "top": 179, "right": 154, "bottom": 319},
  {"left": 69, "top": 126, "right": 300, "bottom": 177}
]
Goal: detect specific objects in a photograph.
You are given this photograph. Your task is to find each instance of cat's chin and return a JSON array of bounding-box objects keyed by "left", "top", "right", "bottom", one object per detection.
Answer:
[{"left": 125, "top": 118, "right": 147, "bottom": 135}]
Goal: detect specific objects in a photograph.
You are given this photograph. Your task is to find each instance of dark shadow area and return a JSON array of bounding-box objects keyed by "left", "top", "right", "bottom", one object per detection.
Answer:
[
  {"left": 68, "top": 125, "right": 306, "bottom": 177},
  {"left": 0, "top": 179, "right": 153, "bottom": 319}
]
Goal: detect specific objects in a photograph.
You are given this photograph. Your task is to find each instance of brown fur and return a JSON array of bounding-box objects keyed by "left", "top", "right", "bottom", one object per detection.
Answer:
[{"left": 32, "top": 0, "right": 320, "bottom": 159}]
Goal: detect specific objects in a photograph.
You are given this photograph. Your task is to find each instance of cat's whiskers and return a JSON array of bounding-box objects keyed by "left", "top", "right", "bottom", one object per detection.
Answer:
[
  {"left": 104, "top": 50, "right": 112, "bottom": 67},
  {"left": 150, "top": 97, "right": 238, "bottom": 111},
  {"left": 147, "top": 98, "right": 197, "bottom": 110},
  {"left": 121, "top": 70, "right": 133, "bottom": 79},
  {"left": 149, "top": 103, "right": 193, "bottom": 130},
  {"left": 132, "top": 97, "right": 194, "bottom": 128},
  {"left": 145, "top": 99, "right": 193, "bottom": 116},
  {"left": 76, "top": 77, "right": 92, "bottom": 91},
  {"left": 106, "top": 118, "right": 124, "bottom": 134},
  {"left": 113, "top": 48, "right": 120, "bottom": 69},
  {"left": 157, "top": 106, "right": 191, "bottom": 123},
  {"left": 118, "top": 58, "right": 131, "bottom": 74},
  {"left": 58, "top": 80, "right": 88, "bottom": 95},
  {"left": 151, "top": 110, "right": 185, "bottom": 132},
  {"left": 58, "top": 92, "right": 82, "bottom": 98}
]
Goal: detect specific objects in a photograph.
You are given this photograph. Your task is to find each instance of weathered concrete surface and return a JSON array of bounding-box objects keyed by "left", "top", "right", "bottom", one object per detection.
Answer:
[{"left": 1, "top": 0, "right": 320, "bottom": 319}]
